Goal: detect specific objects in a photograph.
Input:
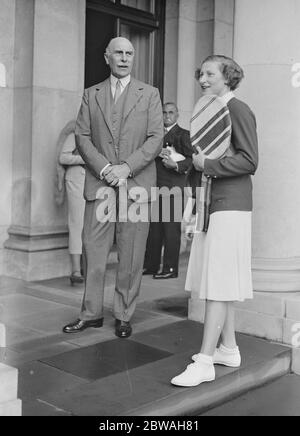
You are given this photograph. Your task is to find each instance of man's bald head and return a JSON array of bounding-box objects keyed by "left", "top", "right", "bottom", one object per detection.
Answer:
[
  {"left": 104, "top": 37, "right": 135, "bottom": 79},
  {"left": 105, "top": 37, "right": 135, "bottom": 56}
]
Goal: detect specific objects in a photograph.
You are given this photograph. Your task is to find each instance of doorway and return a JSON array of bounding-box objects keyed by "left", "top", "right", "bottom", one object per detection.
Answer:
[{"left": 85, "top": 0, "right": 165, "bottom": 95}]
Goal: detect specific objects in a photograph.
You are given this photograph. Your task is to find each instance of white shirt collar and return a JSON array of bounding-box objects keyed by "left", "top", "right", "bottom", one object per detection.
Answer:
[
  {"left": 165, "top": 123, "right": 177, "bottom": 133},
  {"left": 110, "top": 74, "right": 131, "bottom": 90},
  {"left": 221, "top": 91, "right": 235, "bottom": 105}
]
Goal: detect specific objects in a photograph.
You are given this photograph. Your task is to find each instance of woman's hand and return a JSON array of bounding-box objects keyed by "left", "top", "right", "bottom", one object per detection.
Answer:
[{"left": 192, "top": 146, "right": 206, "bottom": 171}]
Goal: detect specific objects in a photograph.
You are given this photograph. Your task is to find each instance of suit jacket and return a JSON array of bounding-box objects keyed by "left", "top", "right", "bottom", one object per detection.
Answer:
[
  {"left": 204, "top": 97, "right": 259, "bottom": 214},
  {"left": 75, "top": 78, "right": 164, "bottom": 202},
  {"left": 156, "top": 124, "right": 193, "bottom": 191}
]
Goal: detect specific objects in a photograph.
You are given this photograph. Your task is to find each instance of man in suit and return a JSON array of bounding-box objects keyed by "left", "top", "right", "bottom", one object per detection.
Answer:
[
  {"left": 63, "top": 37, "right": 163, "bottom": 338},
  {"left": 143, "top": 103, "right": 193, "bottom": 279}
]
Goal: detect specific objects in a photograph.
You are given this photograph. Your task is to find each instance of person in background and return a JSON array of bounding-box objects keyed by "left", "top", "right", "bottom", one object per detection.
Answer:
[
  {"left": 143, "top": 102, "right": 193, "bottom": 279},
  {"left": 171, "top": 55, "right": 259, "bottom": 387},
  {"left": 57, "top": 121, "right": 85, "bottom": 285}
]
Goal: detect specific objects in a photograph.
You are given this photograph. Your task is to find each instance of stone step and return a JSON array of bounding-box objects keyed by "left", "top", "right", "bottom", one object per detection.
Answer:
[
  {"left": 0, "top": 363, "right": 19, "bottom": 404},
  {"left": 0, "top": 399, "right": 22, "bottom": 417},
  {"left": 201, "top": 374, "right": 300, "bottom": 416},
  {"left": 124, "top": 346, "right": 291, "bottom": 416}
]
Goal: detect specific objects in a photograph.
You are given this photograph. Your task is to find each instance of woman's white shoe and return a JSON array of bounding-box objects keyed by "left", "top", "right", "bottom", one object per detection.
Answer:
[
  {"left": 171, "top": 360, "right": 215, "bottom": 387},
  {"left": 192, "top": 345, "right": 241, "bottom": 368}
]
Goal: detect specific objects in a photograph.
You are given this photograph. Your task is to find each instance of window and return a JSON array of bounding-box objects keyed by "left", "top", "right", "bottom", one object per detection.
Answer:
[{"left": 120, "top": 0, "right": 155, "bottom": 13}]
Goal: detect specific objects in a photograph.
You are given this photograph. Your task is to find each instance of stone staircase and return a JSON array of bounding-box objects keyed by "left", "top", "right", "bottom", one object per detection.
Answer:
[
  {"left": 0, "top": 323, "right": 22, "bottom": 416},
  {"left": 128, "top": 296, "right": 296, "bottom": 416},
  {"left": 127, "top": 344, "right": 291, "bottom": 416}
]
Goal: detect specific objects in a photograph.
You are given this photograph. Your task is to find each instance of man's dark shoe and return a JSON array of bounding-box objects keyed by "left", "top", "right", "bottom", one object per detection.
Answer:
[
  {"left": 115, "top": 320, "right": 132, "bottom": 339},
  {"left": 143, "top": 268, "right": 158, "bottom": 276},
  {"left": 153, "top": 270, "right": 178, "bottom": 280},
  {"left": 63, "top": 318, "right": 103, "bottom": 334}
]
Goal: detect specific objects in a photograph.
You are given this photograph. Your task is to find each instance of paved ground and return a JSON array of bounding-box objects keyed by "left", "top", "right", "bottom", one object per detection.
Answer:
[{"left": 0, "top": 254, "right": 297, "bottom": 416}]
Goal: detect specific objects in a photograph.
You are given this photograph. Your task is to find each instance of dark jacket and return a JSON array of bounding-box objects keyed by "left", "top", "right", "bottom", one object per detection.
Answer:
[
  {"left": 204, "top": 97, "right": 259, "bottom": 214},
  {"left": 156, "top": 124, "right": 193, "bottom": 191}
]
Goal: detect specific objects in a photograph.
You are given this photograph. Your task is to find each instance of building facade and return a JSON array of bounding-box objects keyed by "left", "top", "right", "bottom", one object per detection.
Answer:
[{"left": 1, "top": 0, "right": 300, "bottom": 344}]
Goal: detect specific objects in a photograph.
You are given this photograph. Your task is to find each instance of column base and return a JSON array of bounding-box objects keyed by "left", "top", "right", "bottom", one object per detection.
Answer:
[
  {"left": 253, "top": 257, "right": 300, "bottom": 292},
  {"left": 4, "top": 247, "right": 71, "bottom": 281},
  {"left": 3, "top": 226, "right": 71, "bottom": 281}
]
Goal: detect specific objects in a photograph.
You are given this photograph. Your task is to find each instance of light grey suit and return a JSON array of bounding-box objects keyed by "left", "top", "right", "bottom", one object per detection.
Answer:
[{"left": 75, "top": 78, "right": 163, "bottom": 322}]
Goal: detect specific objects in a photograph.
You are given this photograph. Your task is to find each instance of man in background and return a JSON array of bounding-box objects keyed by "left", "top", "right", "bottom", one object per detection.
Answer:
[{"left": 143, "top": 102, "right": 193, "bottom": 279}]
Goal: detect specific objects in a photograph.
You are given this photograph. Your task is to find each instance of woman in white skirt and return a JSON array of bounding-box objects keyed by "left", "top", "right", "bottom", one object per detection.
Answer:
[{"left": 171, "top": 56, "right": 259, "bottom": 387}]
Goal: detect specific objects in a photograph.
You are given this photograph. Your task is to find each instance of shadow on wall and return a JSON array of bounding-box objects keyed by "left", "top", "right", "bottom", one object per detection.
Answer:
[{"left": 0, "top": 63, "right": 6, "bottom": 87}]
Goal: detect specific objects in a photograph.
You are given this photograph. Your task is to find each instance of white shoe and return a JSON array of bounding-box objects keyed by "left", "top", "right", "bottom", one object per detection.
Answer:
[
  {"left": 171, "top": 357, "right": 215, "bottom": 387},
  {"left": 192, "top": 345, "right": 241, "bottom": 368}
]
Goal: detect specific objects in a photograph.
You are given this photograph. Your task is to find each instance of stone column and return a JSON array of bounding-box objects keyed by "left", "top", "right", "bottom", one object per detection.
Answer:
[
  {"left": 213, "top": 0, "right": 234, "bottom": 55},
  {"left": 176, "top": 0, "right": 212, "bottom": 128},
  {"left": 233, "top": 0, "right": 300, "bottom": 293},
  {"left": 163, "top": 0, "right": 179, "bottom": 103},
  {"left": 176, "top": 0, "right": 234, "bottom": 129},
  {"left": 0, "top": 0, "right": 15, "bottom": 275},
  {"left": 4, "top": 0, "right": 86, "bottom": 280}
]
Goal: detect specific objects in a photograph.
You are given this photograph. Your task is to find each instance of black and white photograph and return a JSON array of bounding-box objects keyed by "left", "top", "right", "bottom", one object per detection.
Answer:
[{"left": 0, "top": 0, "right": 300, "bottom": 419}]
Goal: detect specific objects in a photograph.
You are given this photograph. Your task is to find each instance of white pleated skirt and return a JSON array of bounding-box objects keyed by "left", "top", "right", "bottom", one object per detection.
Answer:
[{"left": 185, "top": 211, "right": 253, "bottom": 302}]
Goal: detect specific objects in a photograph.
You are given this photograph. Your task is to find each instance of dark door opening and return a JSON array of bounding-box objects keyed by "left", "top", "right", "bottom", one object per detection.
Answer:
[{"left": 85, "top": 9, "right": 115, "bottom": 88}]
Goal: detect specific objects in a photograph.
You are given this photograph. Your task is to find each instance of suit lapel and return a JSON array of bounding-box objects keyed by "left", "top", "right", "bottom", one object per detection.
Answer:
[
  {"left": 123, "top": 79, "right": 144, "bottom": 121},
  {"left": 164, "top": 124, "right": 179, "bottom": 145},
  {"left": 95, "top": 79, "right": 113, "bottom": 136}
]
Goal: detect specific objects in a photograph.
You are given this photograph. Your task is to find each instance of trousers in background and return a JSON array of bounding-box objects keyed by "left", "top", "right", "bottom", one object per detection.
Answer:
[
  {"left": 144, "top": 195, "right": 183, "bottom": 273},
  {"left": 65, "top": 166, "right": 85, "bottom": 255}
]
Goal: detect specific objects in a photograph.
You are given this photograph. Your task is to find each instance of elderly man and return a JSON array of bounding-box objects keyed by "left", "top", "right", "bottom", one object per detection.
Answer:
[{"left": 63, "top": 37, "right": 163, "bottom": 338}]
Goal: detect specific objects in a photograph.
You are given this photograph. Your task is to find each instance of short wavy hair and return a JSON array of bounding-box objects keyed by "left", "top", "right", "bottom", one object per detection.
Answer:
[{"left": 195, "top": 55, "right": 244, "bottom": 91}]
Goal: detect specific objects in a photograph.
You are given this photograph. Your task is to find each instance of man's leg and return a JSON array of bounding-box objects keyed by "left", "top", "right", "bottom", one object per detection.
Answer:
[
  {"left": 80, "top": 199, "right": 115, "bottom": 321},
  {"left": 114, "top": 203, "right": 150, "bottom": 323}
]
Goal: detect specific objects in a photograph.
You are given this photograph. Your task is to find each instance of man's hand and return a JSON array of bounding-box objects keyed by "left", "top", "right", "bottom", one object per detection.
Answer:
[
  {"left": 104, "top": 164, "right": 131, "bottom": 187},
  {"left": 192, "top": 146, "right": 206, "bottom": 171},
  {"left": 162, "top": 155, "right": 177, "bottom": 170},
  {"left": 159, "top": 148, "right": 171, "bottom": 159}
]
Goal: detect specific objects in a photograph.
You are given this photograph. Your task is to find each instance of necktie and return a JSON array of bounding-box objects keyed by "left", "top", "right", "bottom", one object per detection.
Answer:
[
  {"left": 164, "top": 128, "right": 168, "bottom": 136},
  {"left": 114, "top": 80, "right": 122, "bottom": 103}
]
